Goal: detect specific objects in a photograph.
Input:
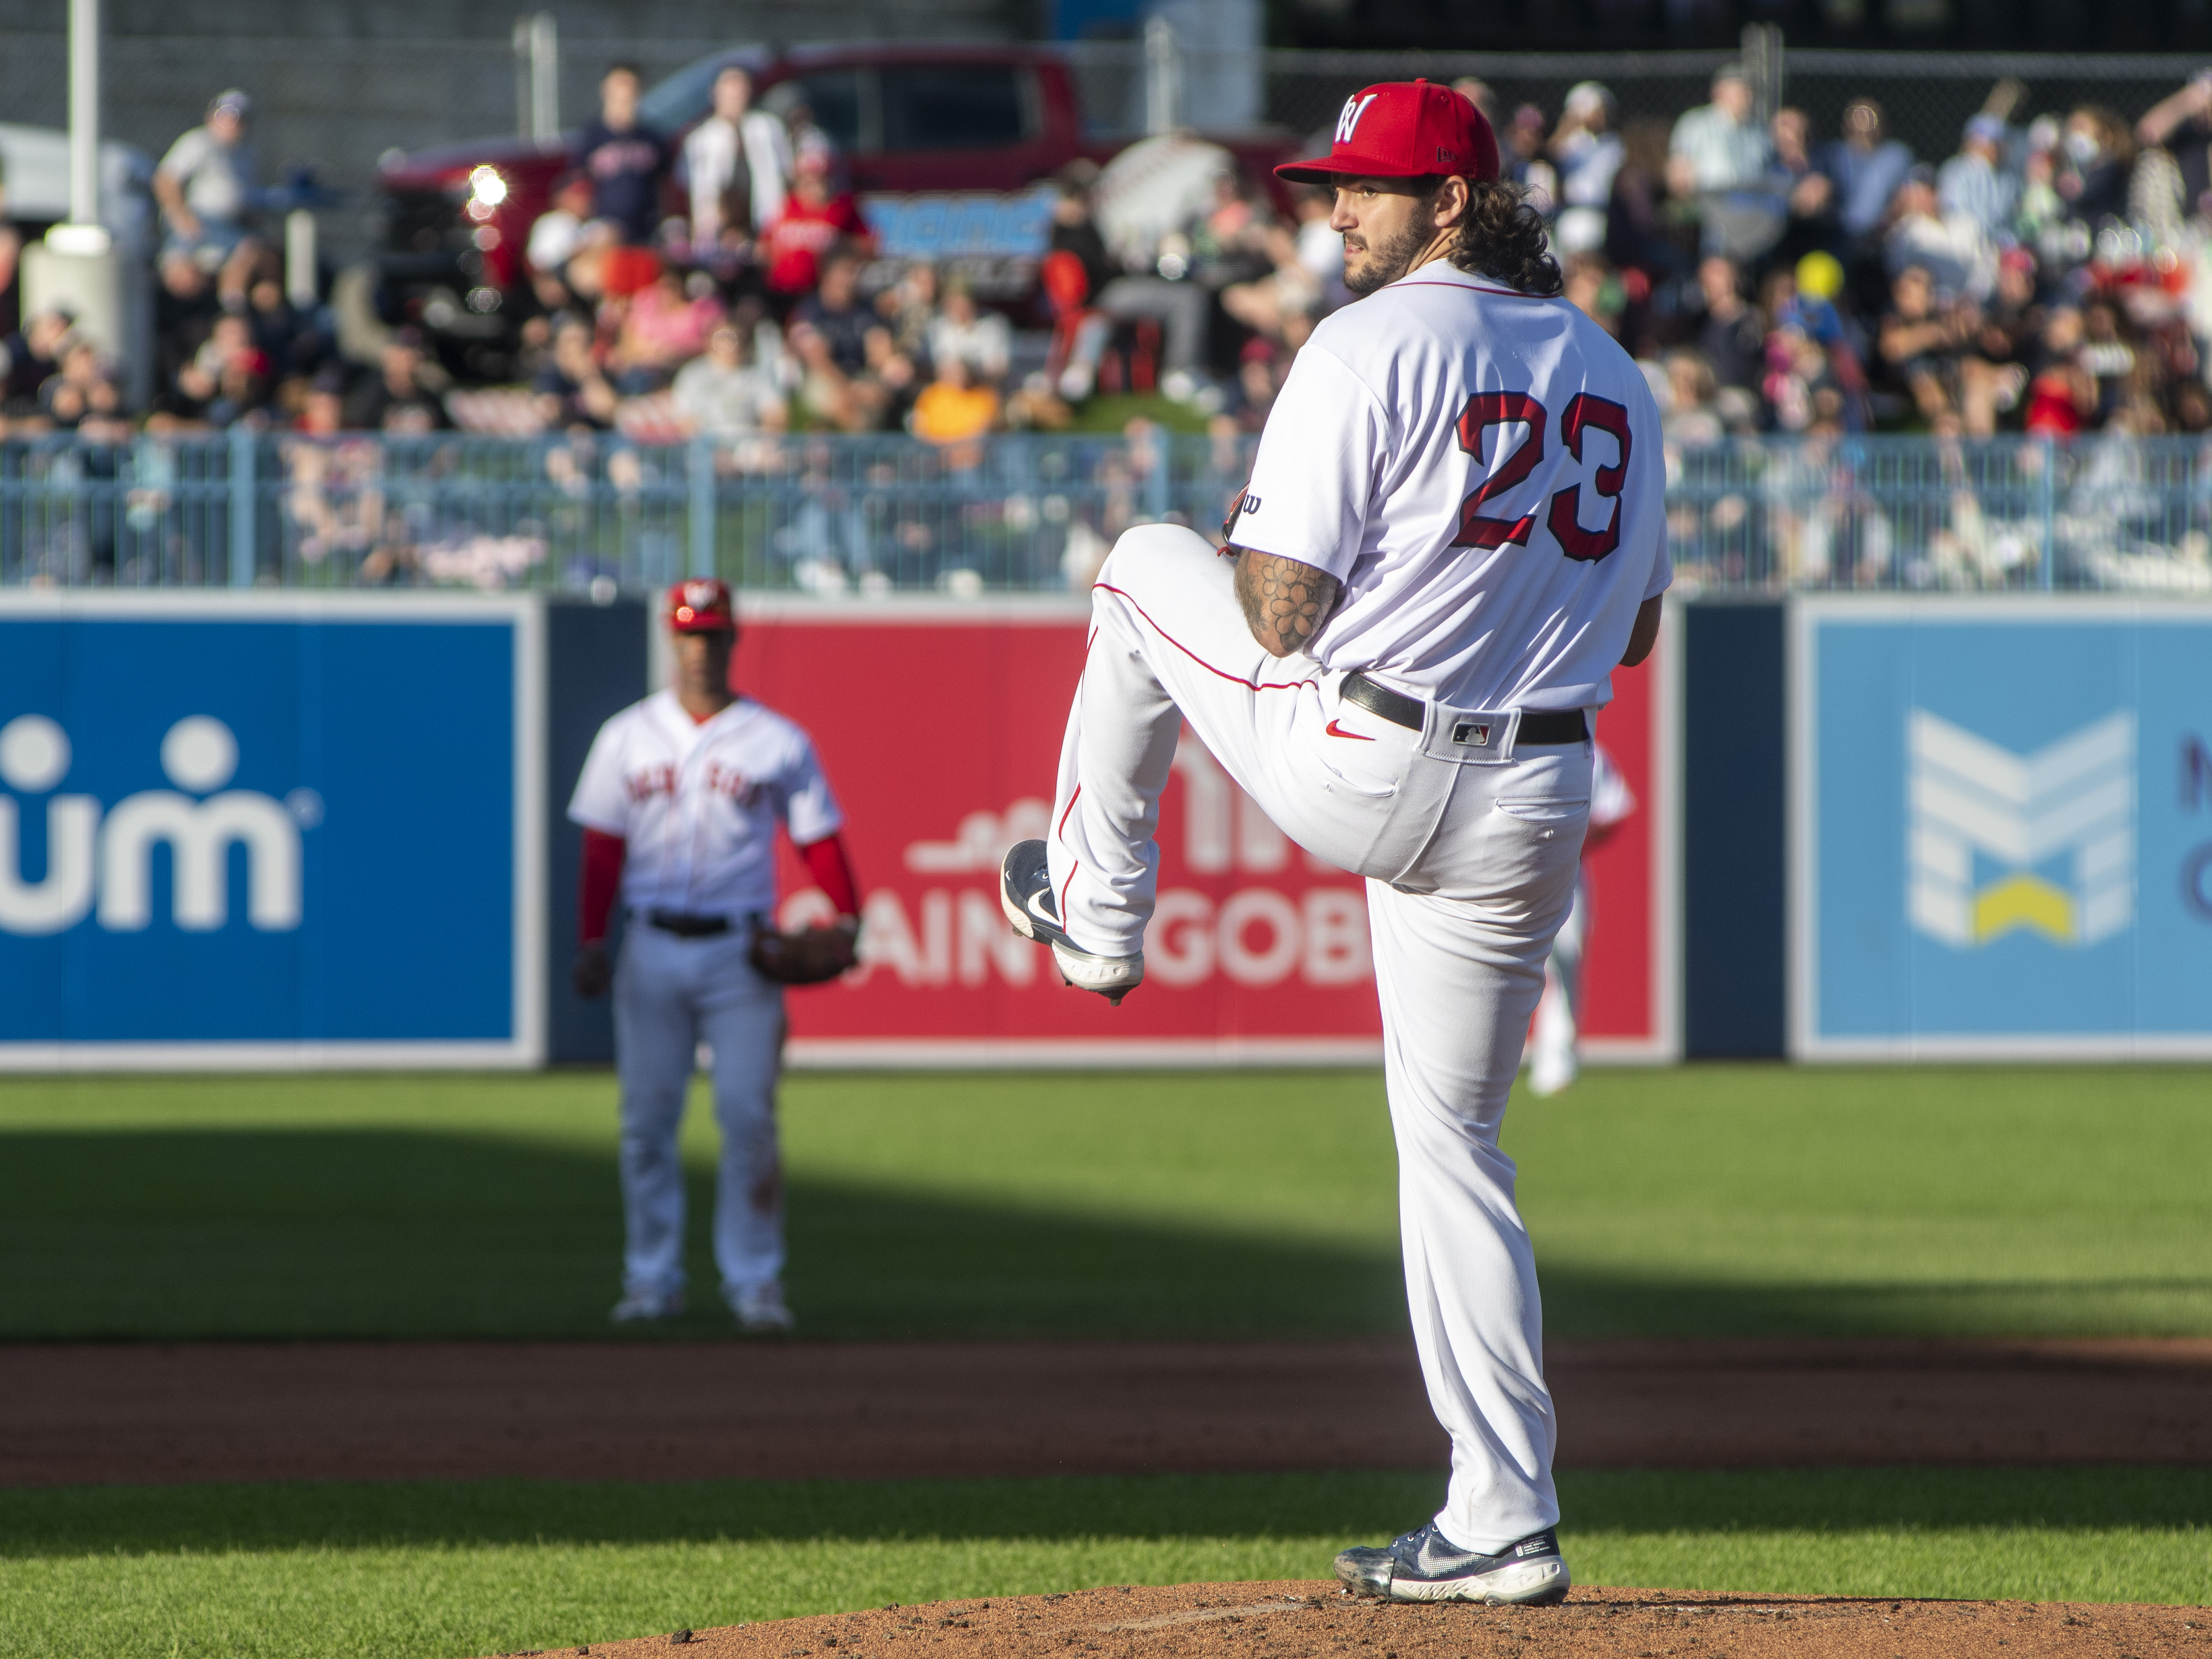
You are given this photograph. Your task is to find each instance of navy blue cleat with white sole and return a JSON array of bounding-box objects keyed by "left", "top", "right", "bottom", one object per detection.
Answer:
[
  {"left": 1333, "top": 1522, "right": 1570, "bottom": 1606},
  {"left": 999, "top": 838, "right": 1144, "bottom": 1005}
]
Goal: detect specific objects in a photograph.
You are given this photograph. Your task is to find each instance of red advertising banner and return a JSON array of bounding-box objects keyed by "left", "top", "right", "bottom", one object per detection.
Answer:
[{"left": 734, "top": 598, "right": 1676, "bottom": 1064}]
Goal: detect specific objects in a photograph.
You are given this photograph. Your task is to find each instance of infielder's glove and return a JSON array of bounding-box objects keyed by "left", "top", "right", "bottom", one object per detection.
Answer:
[{"left": 749, "top": 922, "right": 860, "bottom": 986}]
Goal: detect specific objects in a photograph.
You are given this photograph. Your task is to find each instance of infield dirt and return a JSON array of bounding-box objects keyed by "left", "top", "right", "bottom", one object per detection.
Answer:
[
  {"left": 7, "top": 1337, "right": 2209, "bottom": 1485},
  {"left": 477, "top": 1581, "right": 2212, "bottom": 1659}
]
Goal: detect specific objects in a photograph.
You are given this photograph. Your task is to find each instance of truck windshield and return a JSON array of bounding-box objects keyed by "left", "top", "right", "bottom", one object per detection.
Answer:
[{"left": 881, "top": 66, "right": 1029, "bottom": 151}]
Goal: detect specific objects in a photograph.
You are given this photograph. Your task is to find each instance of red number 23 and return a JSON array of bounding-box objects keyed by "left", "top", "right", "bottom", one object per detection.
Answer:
[{"left": 1450, "top": 391, "right": 1631, "bottom": 563}]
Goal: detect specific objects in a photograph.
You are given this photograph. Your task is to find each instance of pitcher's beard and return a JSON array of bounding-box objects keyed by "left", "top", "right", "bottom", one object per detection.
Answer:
[{"left": 1343, "top": 218, "right": 1435, "bottom": 296}]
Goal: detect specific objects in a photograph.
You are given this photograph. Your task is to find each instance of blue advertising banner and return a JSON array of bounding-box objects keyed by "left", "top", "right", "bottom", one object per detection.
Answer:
[
  {"left": 1790, "top": 597, "right": 2212, "bottom": 1059},
  {"left": 0, "top": 595, "right": 543, "bottom": 1066}
]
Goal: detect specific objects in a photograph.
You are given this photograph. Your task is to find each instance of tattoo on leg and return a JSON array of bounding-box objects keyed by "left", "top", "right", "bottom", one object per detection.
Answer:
[{"left": 1233, "top": 547, "right": 1341, "bottom": 658}]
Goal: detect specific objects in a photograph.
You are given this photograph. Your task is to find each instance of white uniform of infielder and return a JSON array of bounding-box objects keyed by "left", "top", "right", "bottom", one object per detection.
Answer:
[
  {"left": 569, "top": 580, "right": 854, "bottom": 1334},
  {"left": 1000, "top": 82, "right": 1668, "bottom": 1605},
  {"left": 1528, "top": 744, "right": 1635, "bottom": 1097}
]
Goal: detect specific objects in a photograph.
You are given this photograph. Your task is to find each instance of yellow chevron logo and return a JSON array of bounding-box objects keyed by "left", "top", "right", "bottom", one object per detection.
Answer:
[{"left": 1970, "top": 873, "right": 2076, "bottom": 944}]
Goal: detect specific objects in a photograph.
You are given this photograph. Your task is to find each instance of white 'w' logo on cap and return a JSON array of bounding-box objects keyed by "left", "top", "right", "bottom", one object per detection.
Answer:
[{"left": 1335, "top": 93, "right": 1379, "bottom": 143}]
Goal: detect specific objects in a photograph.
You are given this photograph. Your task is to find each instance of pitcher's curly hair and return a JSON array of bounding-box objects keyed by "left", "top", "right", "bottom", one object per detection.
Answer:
[{"left": 1420, "top": 176, "right": 1563, "bottom": 297}]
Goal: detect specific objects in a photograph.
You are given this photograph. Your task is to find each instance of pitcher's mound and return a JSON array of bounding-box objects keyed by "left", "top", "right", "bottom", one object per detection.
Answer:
[{"left": 491, "top": 1579, "right": 2208, "bottom": 1658}]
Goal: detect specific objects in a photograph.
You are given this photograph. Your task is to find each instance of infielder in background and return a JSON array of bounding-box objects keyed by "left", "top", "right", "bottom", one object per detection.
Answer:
[
  {"left": 1001, "top": 82, "right": 1666, "bottom": 1604},
  {"left": 1526, "top": 743, "right": 1635, "bottom": 1098},
  {"left": 570, "top": 579, "right": 860, "bottom": 1334}
]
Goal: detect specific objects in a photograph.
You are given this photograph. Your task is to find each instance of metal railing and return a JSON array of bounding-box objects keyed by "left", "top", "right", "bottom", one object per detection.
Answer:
[{"left": 2, "top": 430, "right": 2208, "bottom": 597}]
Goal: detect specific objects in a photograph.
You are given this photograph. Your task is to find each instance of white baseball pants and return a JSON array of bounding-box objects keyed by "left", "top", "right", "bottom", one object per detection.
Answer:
[
  {"left": 1049, "top": 525, "right": 1592, "bottom": 1553},
  {"left": 613, "top": 923, "right": 787, "bottom": 1305}
]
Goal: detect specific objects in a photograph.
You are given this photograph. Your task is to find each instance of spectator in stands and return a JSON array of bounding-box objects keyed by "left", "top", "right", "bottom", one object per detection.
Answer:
[
  {"left": 672, "top": 319, "right": 788, "bottom": 438},
  {"left": 927, "top": 278, "right": 1012, "bottom": 385},
  {"left": 2057, "top": 106, "right": 2135, "bottom": 224},
  {"left": 1451, "top": 77, "right": 1497, "bottom": 129},
  {"left": 345, "top": 328, "right": 449, "bottom": 434},
  {"left": 1046, "top": 165, "right": 1116, "bottom": 301},
  {"left": 1504, "top": 106, "right": 1557, "bottom": 216},
  {"left": 1550, "top": 81, "right": 1625, "bottom": 257},
  {"left": 911, "top": 352, "right": 1000, "bottom": 449},
  {"left": 1817, "top": 99, "right": 1914, "bottom": 250},
  {"left": 575, "top": 65, "right": 669, "bottom": 246},
  {"left": 611, "top": 269, "right": 722, "bottom": 392},
  {"left": 791, "top": 252, "right": 874, "bottom": 374},
  {"left": 875, "top": 260, "right": 941, "bottom": 366},
  {"left": 1605, "top": 119, "right": 1699, "bottom": 298},
  {"left": 40, "top": 339, "right": 127, "bottom": 434},
  {"left": 175, "top": 313, "right": 270, "bottom": 427},
  {"left": 1771, "top": 106, "right": 1835, "bottom": 263},
  {"left": 2025, "top": 305, "right": 2096, "bottom": 436},
  {"left": 1885, "top": 168, "right": 1993, "bottom": 302},
  {"left": 762, "top": 153, "right": 870, "bottom": 299},
  {"left": 785, "top": 319, "right": 879, "bottom": 432},
  {"left": 535, "top": 317, "right": 618, "bottom": 429},
  {"left": 1694, "top": 255, "right": 1766, "bottom": 391},
  {"left": 1939, "top": 115, "right": 2020, "bottom": 243},
  {"left": 1669, "top": 65, "right": 1778, "bottom": 259},
  {"left": 684, "top": 65, "right": 792, "bottom": 257},
  {"left": 2, "top": 306, "right": 72, "bottom": 416},
  {"left": 527, "top": 173, "right": 597, "bottom": 287},
  {"left": 1878, "top": 264, "right": 1980, "bottom": 432},
  {"left": 2134, "top": 70, "right": 2212, "bottom": 241},
  {"left": 155, "top": 91, "right": 261, "bottom": 300}
]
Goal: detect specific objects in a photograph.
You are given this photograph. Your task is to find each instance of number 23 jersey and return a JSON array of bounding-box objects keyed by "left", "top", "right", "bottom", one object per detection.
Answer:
[{"left": 1234, "top": 260, "right": 1670, "bottom": 714}]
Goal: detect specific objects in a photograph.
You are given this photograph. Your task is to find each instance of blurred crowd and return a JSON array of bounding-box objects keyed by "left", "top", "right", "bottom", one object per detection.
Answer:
[
  {"left": 10, "top": 62, "right": 2212, "bottom": 457},
  {"left": 1464, "top": 64, "right": 2212, "bottom": 443}
]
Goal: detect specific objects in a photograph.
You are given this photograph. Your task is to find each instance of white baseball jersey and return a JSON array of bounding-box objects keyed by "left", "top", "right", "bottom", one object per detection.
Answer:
[
  {"left": 569, "top": 689, "right": 843, "bottom": 920},
  {"left": 1235, "top": 260, "right": 1670, "bottom": 713}
]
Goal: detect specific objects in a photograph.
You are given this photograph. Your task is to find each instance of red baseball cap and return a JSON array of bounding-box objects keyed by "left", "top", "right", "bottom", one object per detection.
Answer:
[
  {"left": 1275, "top": 79, "right": 1500, "bottom": 188},
  {"left": 667, "top": 577, "right": 736, "bottom": 633}
]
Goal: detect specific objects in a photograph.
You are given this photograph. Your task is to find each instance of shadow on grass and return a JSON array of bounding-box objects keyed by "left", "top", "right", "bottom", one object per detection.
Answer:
[
  {"left": 3, "top": 1127, "right": 2207, "bottom": 1342},
  {"left": 0, "top": 1128, "right": 1404, "bottom": 1341},
  {"left": 0, "top": 1469, "right": 2205, "bottom": 1560}
]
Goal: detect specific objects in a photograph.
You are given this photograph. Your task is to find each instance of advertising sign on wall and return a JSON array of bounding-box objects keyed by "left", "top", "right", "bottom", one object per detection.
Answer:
[
  {"left": 1791, "top": 597, "right": 2212, "bottom": 1059},
  {"left": 0, "top": 594, "right": 544, "bottom": 1068},
  {"left": 734, "top": 598, "right": 1677, "bottom": 1065}
]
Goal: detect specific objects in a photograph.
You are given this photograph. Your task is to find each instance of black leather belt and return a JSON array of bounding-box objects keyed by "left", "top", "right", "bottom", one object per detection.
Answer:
[
  {"left": 643, "top": 909, "right": 731, "bottom": 938},
  {"left": 1340, "top": 671, "right": 1588, "bottom": 745}
]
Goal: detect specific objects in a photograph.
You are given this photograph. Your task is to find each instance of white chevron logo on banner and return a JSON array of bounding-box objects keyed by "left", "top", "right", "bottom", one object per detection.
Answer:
[{"left": 1906, "top": 708, "right": 2135, "bottom": 948}]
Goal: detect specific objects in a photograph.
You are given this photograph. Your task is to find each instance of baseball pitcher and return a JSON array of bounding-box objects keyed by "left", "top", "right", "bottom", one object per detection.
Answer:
[
  {"left": 569, "top": 579, "right": 861, "bottom": 1334},
  {"left": 1000, "top": 82, "right": 1667, "bottom": 1604}
]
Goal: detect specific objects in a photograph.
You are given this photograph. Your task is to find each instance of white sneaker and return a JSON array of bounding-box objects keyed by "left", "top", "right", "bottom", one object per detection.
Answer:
[
  {"left": 610, "top": 1287, "right": 686, "bottom": 1323},
  {"left": 730, "top": 1280, "right": 796, "bottom": 1335}
]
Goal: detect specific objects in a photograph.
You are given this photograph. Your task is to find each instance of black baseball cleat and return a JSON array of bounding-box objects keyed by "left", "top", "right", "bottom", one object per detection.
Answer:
[
  {"left": 999, "top": 838, "right": 1145, "bottom": 1005},
  {"left": 1334, "top": 1523, "right": 1570, "bottom": 1606}
]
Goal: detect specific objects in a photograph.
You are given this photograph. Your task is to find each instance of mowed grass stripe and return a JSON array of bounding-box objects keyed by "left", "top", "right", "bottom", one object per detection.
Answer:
[
  {"left": 0, "top": 1470, "right": 2205, "bottom": 1659},
  {"left": 1, "top": 1065, "right": 2208, "bottom": 1340}
]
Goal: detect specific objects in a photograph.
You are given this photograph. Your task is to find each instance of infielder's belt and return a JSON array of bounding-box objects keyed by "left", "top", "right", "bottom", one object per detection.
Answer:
[
  {"left": 642, "top": 909, "right": 732, "bottom": 938},
  {"left": 1340, "top": 672, "right": 1588, "bottom": 747}
]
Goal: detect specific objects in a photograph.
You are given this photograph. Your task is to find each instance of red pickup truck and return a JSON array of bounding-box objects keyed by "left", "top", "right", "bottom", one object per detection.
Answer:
[{"left": 376, "top": 42, "right": 1291, "bottom": 367}]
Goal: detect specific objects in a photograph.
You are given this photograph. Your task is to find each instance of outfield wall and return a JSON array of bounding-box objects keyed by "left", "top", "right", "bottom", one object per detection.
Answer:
[{"left": 7, "top": 590, "right": 2204, "bottom": 1068}]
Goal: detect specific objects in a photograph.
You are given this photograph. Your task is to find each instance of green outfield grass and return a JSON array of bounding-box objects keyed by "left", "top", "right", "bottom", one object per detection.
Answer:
[
  {"left": 0, "top": 1469, "right": 2204, "bottom": 1658},
  {"left": 1, "top": 1065, "right": 2208, "bottom": 1340}
]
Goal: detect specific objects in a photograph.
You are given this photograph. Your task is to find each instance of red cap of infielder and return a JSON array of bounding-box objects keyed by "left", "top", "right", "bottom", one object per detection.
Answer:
[
  {"left": 1275, "top": 79, "right": 1500, "bottom": 188},
  {"left": 667, "top": 577, "right": 736, "bottom": 633}
]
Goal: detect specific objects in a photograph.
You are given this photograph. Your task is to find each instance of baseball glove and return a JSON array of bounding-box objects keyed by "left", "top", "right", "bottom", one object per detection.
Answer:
[{"left": 749, "top": 923, "right": 860, "bottom": 986}]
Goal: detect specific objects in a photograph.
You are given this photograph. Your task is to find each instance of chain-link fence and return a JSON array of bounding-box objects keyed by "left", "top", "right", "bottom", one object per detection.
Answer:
[
  {"left": 7, "top": 26, "right": 2208, "bottom": 266},
  {"left": 1072, "top": 44, "right": 2212, "bottom": 164},
  {"left": 3, "top": 429, "right": 2207, "bottom": 598}
]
